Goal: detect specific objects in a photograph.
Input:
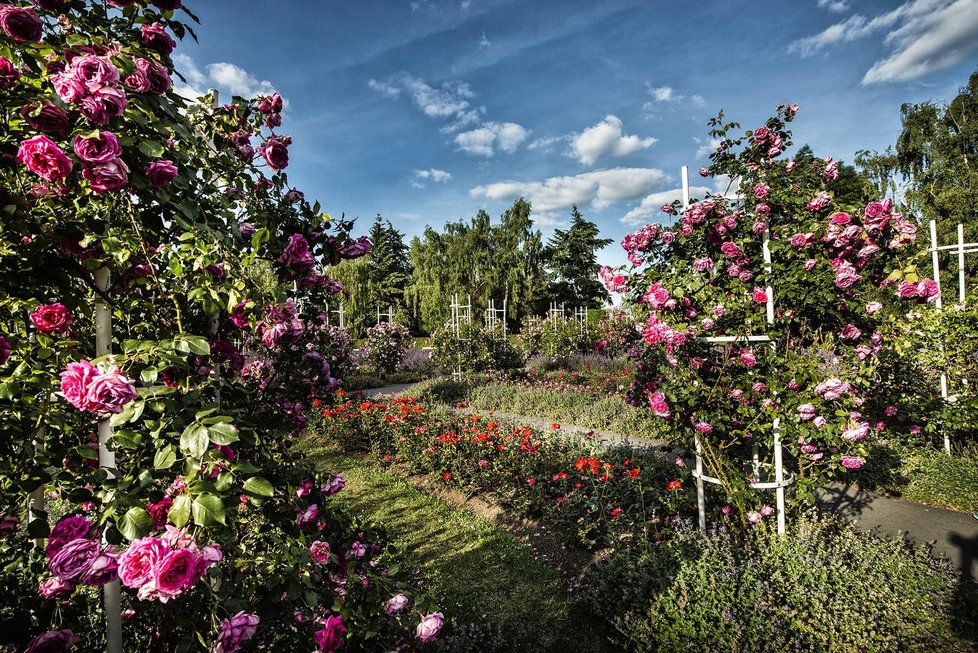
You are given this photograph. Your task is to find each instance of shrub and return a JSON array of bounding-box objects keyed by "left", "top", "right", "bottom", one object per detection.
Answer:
[
  {"left": 517, "top": 316, "right": 593, "bottom": 359},
  {"left": 365, "top": 322, "right": 411, "bottom": 374},
  {"left": 431, "top": 322, "right": 523, "bottom": 374}
]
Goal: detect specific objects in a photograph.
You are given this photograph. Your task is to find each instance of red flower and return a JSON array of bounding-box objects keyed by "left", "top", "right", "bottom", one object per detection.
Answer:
[
  {"left": 526, "top": 477, "right": 537, "bottom": 486},
  {"left": 442, "top": 473, "right": 452, "bottom": 481},
  {"left": 666, "top": 480, "right": 682, "bottom": 491},
  {"left": 550, "top": 422, "right": 560, "bottom": 430},
  {"left": 628, "top": 468, "right": 641, "bottom": 479},
  {"left": 610, "top": 507, "right": 623, "bottom": 518}
]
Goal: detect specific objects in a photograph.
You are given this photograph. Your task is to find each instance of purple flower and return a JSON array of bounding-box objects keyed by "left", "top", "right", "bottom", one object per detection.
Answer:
[
  {"left": 212, "top": 611, "right": 259, "bottom": 653},
  {"left": 277, "top": 234, "right": 315, "bottom": 272},
  {"left": 46, "top": 516, "right": 92, "bottom": 556},
  {"left": 23, "top": 630, "right": 81, "bottom": 653},
  {"left": 310, "top": 540, "right": 331, "bottom": 564},
  {"left": 48, "top": 538, "right": 101, "bottom": 582},
  {"left": 146, "top": 161, "right": 178, "bottom": 188},
  {"left": 416, "top": 612, "right": 444, "bottom": 644},
  {"left": 315, "top": 614, "right": 346, "bottom": 653},
  {"left": 321, "top": 474, "right": 345, "bottom": 496},
  {"left": 840, "top": 455, "right": 865, "bottom": 470}
]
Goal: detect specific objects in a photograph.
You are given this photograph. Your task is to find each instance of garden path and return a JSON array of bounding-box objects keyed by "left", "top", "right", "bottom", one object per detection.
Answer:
[{"left": 363, "top": 383, "right": 978, "bottom": 582}]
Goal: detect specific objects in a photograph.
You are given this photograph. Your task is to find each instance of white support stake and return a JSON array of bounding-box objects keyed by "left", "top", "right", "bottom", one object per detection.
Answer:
[
  {"left": 774, "top": 419, "right": 786, "bottom": 535},
  {"left": 930, "top": 220, "right": 943, "bottom": 312},
  {"left": 694, "top": 435, "right": 706, "bottom": 532},
  {"left": 681, "top": 165, "right": 690, "bottom": 210},
  {"left": 762, "top": 227, "right": 775, "bottom": 325},
  {"left": 95, "top": 266, "right": 123, "bottom": 653},
  {"left": 958, "top": 223, "right": 966, "bottom": 306}
]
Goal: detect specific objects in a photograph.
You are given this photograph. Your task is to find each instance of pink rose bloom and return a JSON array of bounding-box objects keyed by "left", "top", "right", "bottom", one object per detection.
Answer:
[
  {"left": 692, "top": 257, "right": 714, "bottom": 271},
  {"left": 17, "top": 136, "right": 73, "bottom": 181},
  {"left": 258, "top": 137, "right": 289, "bottom": 170},
  {"left": 296, "top": 504, "right": 319, "bottom": 530},
  {"left": 315, "top": 614, "right": 346, "bottom": 653},
  {"left": 866, "top": 301, "right": 882, "bottom": 314},
  {"left": 830, "top": 211, "right": 851, "bottom": 225},
  {"left": 806, "top": 191, "right": 832, "bottom": 212},
  {"left": 823, "top": 157, "right": 840, "bottom": 182},
  {"left": 898, "top": 281, "right": 918, "bottom": 299},
  {"left": 842, "top": 422, "right": 869, "bottom": 441},
  {"left": 49, "top": 538, "right": 101, "bottom": 581},
  {"left": 751, "top": 220, "right": 767, "bottom": 234},
  {"left": 785, "top": 159, "right": 796, "bottom": 172},
  {"left": 909, "top": 424, "right": 923, "bottom": 435},
  {"left": 146, "top": 160, "right": 178, "bottom": 188},
  {"left": 752, "top": 182, "right": 769, "bottom": 199},
  {"left": 79, "top": 547, "right": 120, "bottom": 586},
  {"left": 23, "top": 630, "right": 81, "bottom": 653},
  {"left": 700, "top": 318, "right": 714, "bottom": 330},
  {"left": 720, "top": 241, "right": 741, "bottom": 259},
  {"left": 141, "top": 22, "right": 176, "bottom": 55},
  {"left": 747, "top": 511, "right": 762, "bottom": 523},
  {"left": 73, "top": 131, "right": 122, "bottom": 163},
  {"left": 153, "top": 547, "right": 199, "bottom": 595},
  {"left": 712, "top": 305, "right": 725, "bottom": 317},
  {"left": 698, "top": 166, "right": 709, "bottom": 176},
  {"left": 0, "top": 55, "right": 20, "bottom": 89},
  {"left": 212, "top": 611, "right": 259, "bottom": 653},
  {"left": 797, "top": 403, "right": 816, "bottom": 421},
  {"left": 755, "top": 202, "right": 771, "bottom": 215},
  {"left": 52, "top": 68, "right": 87, "bottom": 104},
  {"left": 834, "top": 262, "right": 861, "bottom": 289},
  {"left": 752, "top": 287, "right": 768, "bottom": 303},
  {"left": 416, "top": 612, "right": 444, "bottom": 645},
  {"left": 805, "top": 259, "right": 818, "bottom": 272},
  {"left": 79, "top": 86, "right": 128, "bottom": 125},
  {"left": 813, "top": 416, "right": 828, "bottom": 429},
  {"left": 39, "top": 576, "right": 76, "bottom": 598},
  {"left": 31, "top": 303, "right": 73, "bottom": 335},
  {"left": 83, "top": 158, "right": 129, "bottom": 193},
  {"left": 917, "top": 278, "right": 940, "bottom": 302},
  {"left": 752, "top": 126, "right": 770, "bottom": 143},
  {"left": 0, "top": 4, "right": 43, "bottom": 42},
  {"left": 838, "top": 324, "right": 861, "bottom": 340},
  {"left": 21, "top": 100, "right": 70, "bottom": 138},
  {"left": 740, "top": 349, "right": 756, "bottom": 367},
  {"left": 815, "top": 378, "right": 850, "bottom": 401},
  {"left": 278, "top": 234, "right": 315, "bottom": 272},
  {"left": 85, "top": 364, "right": 137, "bottom": 414},
  {"left": 885, "top": 405, "right": 898, "bottom": 417},
  {"left": 147, "top": 497, "right": 173, "bottom": 530},
  {"left": 60, "top": 360, "right": 100, "bottom": 412},
  {"left": 384, "top": 593, "right": 409, "bottom": 615},
  {"left": 296, "top": 478, "right": 314, "bottom": 497},
  {"left": 118, "top": 537, "right": 167, "bottom": 588},
  {"left": 694, "top": 421, "right": 713, "bottom": 434},
  {"left": 760, "top": 505, "right": 775, "bottom": 517},
  {"left": 309, "top": 540, "right": 331, "bottom": 564},
  {"left": 840, "top": 455, "right": 864, "bottom": 470},
  {"left": 788, "top": 232, "right": 811, "bottom": 247},
  {"left": 72, "top": 55, "right": 120, "bottom": 89}
]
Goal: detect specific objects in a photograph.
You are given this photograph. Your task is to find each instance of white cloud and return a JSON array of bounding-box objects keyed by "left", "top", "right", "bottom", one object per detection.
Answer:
[
  {"left": 787, "top": 0, "right": 978, "bottom": 84},
  {"left": 479, "top": 31, "right": 491, "bottom": 49},
  {"left": 173, "top": 54, "right": 283, "bottom": 105},
  {"left": 414, "top": 168, "right": 452, "bottom": 182},
  {"left": 817, "top": 0, "right": 850, "bottom": 13},
  {"left": 368, "top": 73, "right": 482, "bottom": 130},
  {"left": 455, "top": 122, "right": 529, "bottom": 156},
  {"left": 695, "top": 138, "right": 724, "bottom": 158},
  {"left": 650, "top": 86, "right": 676, "bottom": 102},
  {"left": 367, "top": 78, "right": 401, "bottom": 98},
  {"left": 642, "top": 83, "right": 705, "bottom": 115},
  {"left": 570, "top": 115, "right": 656, "bottom": 166},
  {"left": 527, "top": 135, "right": 569, "bottom": 151},
  {"left": 470, "top": 167, "right": 667, "bottom": 212}
]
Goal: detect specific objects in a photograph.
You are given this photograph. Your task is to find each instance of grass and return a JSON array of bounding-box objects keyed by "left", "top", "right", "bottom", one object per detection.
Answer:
[
  {"left": 853, "top": 438, "right": 978, "bottom": 512},
  {"left": 298, "top": 438, "right": 613, "bottom": 653}
]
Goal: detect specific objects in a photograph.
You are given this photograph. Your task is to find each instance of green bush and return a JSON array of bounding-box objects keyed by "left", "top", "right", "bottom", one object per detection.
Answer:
[
  {"left": 587, "top": 513, "right": 978, "bottom": 652},
  {"left": 431, "top": 322, "right": 523, "bottom": 374},
  {"left": 517, "top": 316, "right": 594, "bottom": 358}
]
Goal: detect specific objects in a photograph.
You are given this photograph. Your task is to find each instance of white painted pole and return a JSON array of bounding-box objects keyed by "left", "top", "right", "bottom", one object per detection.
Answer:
[
  {"left": 958, "top": 223, "right": 966, "bottom": 306},
  {"left": 95, "top": 266, "right": 123, "bottom": 653},
  {"left": 930, "top": 220, "right": 943, "bottom": 312},
  {"left": 762, "top": 227, "right": 775, "bottom": 325},
  {"left": 694, "top": 434, "right": 706, "bottom": 532},
  {"left": 773, "top": 419, "right": 786, "bottom": 535},
  {"left": 681, "top": 165, "right": 690, "bottom": 210}
]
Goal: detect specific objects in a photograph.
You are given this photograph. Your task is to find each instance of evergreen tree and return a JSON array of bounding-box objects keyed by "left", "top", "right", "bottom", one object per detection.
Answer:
[
  {"left": 366, "top": 215, "right": 412, "bottom": 319},
  {"left": 543, "top": 205, "right": 612, "bottom": 308}
]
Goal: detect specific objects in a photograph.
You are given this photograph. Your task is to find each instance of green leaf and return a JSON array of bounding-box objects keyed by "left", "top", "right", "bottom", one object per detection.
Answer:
[
  {"left": 207, "top": 422, "right": 238, "bottom": 445},
  {"left": 169, "top": 495, "right": 191, "bottom": 528},
  {"left": 242, "top": 476, "right": 274, "bottom": 498},
  {"left": 192, "top": 494, "right": 226, "bottom": 526},
  {"left": 180, "top": 423, "right": 209, "bottom": 458},
  {"left": 118, "top": 507, "right": 153, "bottom": 541},
  {"left": 138, "top": 140, "right": 165, "bottom": 158},
  {"left": 154, "top": 445, "right": 177, "bottom": 470}
]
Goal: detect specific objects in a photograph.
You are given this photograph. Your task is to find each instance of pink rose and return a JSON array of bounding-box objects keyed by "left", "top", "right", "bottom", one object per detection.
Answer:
[
  {"left": 17, "top": 136, "right": 72, "bottom": 181},
  {"left": 60, "top": 360, "right": 100, "bottom": 412},
  {"left": 296, "top": 503, "right": 319, "bottom": 529},
  {"left": 698, "top": 166, "right": 709, "bottom": 176},
  {"left": 49, "top": 538, "right": 101, "bottom": 581},
  {"left": 842, "top": 422, "right": 869, "bottom": 441},
  {"left": 754, "top": 202, "right": 771, "bottom": 215},
  {"left": 83, "top": 158, "right": 129, "bottom": 193},
  {"left": 0, "top": 5, "right": 43, "bottom": 42},
  {"left": 147, "top": 497, "right": 173, "bottom": 529},
  {"left": 838, "top": 324, "right": 861, "bottom": 340},
  {"left": 315, "top": 614, "right": 346, "bottom": 653},
  {"left": 212, "top": 612, "right": 259, "bottom": 653},
  {"left": 84, "top": 364, "right": 137, "bottom": 414},
  {"left": 258, "top": 137, "right": 289, "bottom": 170},
  {"left": 31, "top": 303, "right": 73, "bottom": 335},
  {"left": 720, "top": 241, "right": 740, "bottom": 259},
  {"left": 73, "top": 131, "right": 122, "bottom": 163},
  {"left": 806, "top": 191, "right": 832, "bottom": 212},
  {"left": 752, "top": 287, "right": 767, "bottom": 303},
  {"left": 694, "top": 421, "right": 713, "bottom": 434},
  {"left": 0, "top": 55, "right": 19, "bottom": 89},
  {"left": 760, "top": 505, "right": 775, "bottom": 517},
  {"left": 384, "top": 593, "right": 410, "bottom": 615},
  {"left": 153, "top": 547, "right": 199, "bottom": 595},
  {"left": 840, "top": 455, "right": 864, "bottom": 470},
  {"left": 797, "top": 404, "right": 816, "bottom": 421},
  {"left": 72, "top": 55, "right": 120, "bottom": 89},
  {"left": 79, "top": 547, "right": 119, "bottom": 586},
  {"left": 23, "top": 630, "right": 81, "bottom": 653},
  {"left": 788, "top": 232, "right": 812, "bottom": 247},
  {"left": 126, "top": 58, "right": 171, "bottom": 95},
  {"left": 898, "top": 281, "right": 918, "bottom": 299},
  {"left": 740, "top": 349, "right": 756, "bottom": 367},
  {"left": 278, "top": 234, "right": 315, "bottom": 272},
  {"left": 752, "top": 182, "right": 769, "bottom": 199},
  {"left": 309, "top": 540, "right": 331, "bottom": 564},
  {"left": 830, "top": 211, "right": 851, "bottom": 225},
  {"left": 752, "top": 126, "right": 770, "bottom": 143},
  {"left": 79, "top": 86, "right": 128, "bottom": 125},
  {"left": 39, "top": 576, "right": 75, "bottom": 598},
  {"left": 118, "top": 537, "right": 168, "bottom": 588},
  {"left": 815, "top": 378, "right": 850, "bottom": 401},
  {"left": 45, "top": 516, "right": 92, "bottom": 557},
  {"left": 141, "top": 22, "right": 176, "bottom": 55},
  {"left": 813, "top": 416, "right": 827, "bottom": 428},
  {"left": 146, "top": 160, "right": 178, "bottom": 188},
  {"left": 416, "top": 612, "right": 444, "bottom": 645},
  {"left": 257, "top": 92, "right": 284, "bottom": 113},
  {"left": 785, "top": 159, "right": 796, "bottom": 172}
]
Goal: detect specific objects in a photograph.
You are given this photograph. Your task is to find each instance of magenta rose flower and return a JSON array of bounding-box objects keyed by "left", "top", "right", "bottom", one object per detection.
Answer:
[
  {"left": 212, "top": 612, "right": 259, "bottom": 653},
  {"left": 258, "top": 137, "right": 289, "bottom": 170},
  {"left": 147, "top": 497, "right": 173, "bottom": 529},
  {"left": 0, "top": 335, "right": 12, "bottom": 367},
  {"left": 416, "top": 612, "right": 444, "bottom": 644},
  {"left": 83, "top": 158, "right": 129, "bottom": 193},
  {"left": 23, "top": 629, "right": 81, "bottom": 653},
  {"left": 796, "top": 403, "right": 816, "bottom": 421},
  {"left": 39, "top": 576, "right": 75, "bottom": 598},
  {"left": 60, "top": 360, "right": 99, "bottom": 412},
  {"left": 20, "top": 100, "right": 70, "bottom": 135},
  {"left": 49, "top": 538, "right": 101, "bottom": 581},
  {"left": 46, "top": 516, "right": 92, "bottom": 556},
  {"left": 118, "top": 537, "right": 167, "bottom": 588},
  {"left": 0, "top": 55, "right": 20, "bottom": 89},
  {"left": 815, "top": 378, "right": 850, "bottom": 401},
  {"left": 309, "top": 540, "right": 331, "bottom": 564},
  {"left": 751, "top": 287, "right": 768, "bottom": 304},
  {"left": 0, "top": 5, "right": 43, "bottom": 42},
  {"left": 126, "top": 57, "right": 171, "bottom": 94},
  {"left": 146, "top": 160, "right": 178, "bottom": 188},
  {"left": 383, "top": 593, "right": 409, "bottom": 615},
  {"left": 73, "top": 131, "right": 122, "bottom": 163},
  {"left": 79, "top": 547, "right": 119, "bottom": 586},
  {"left": 840, "top": 455, "right": 865, "bottom": 470},
  {"left": 71, "top": 54, "right": 120, "bottom": 90},
  {"left": 153, "top": 547, "right": 199, "bottom": 595},
  {"left": 337, "top": 235, "right": 372, "bottom": 259},
  {"left": 79, "top": 86, "right": 128, "bottom": 125},
  {"left": 278, "top": 234, "right": 315, "bottom": 272},
  {"left": 84, "top": 364, "right": 137, "bottom": 414},
  {"left": 141, "top": 22, "right": 176, "bottom": 55},
  {"left": 31, "top": 303, "right": 73, "bottom": 335},
  {"left": 296, "top": 503, "right": 318, "bottom": 530},
  {"left": 315, "top": 615, "right": 346, "bottom": 653},
  {"left": 321, "top": 473, "right": 345, "bottom": 495},
  {"left": 17, "top": 136, "right": 73, "bottom": 181}
]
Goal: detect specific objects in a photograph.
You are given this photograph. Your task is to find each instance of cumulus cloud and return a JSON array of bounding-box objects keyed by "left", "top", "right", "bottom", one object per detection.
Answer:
[
  {"left": 470, "top": 167, "right": 667, "bottom": 212},
  {"left": 455, "top": 122, "right": 529, "bottom": 156},
  {"left": 570, "top": 115, "right": 656, "bottom": 166},
  {"left": 817, "top": 0, "right": 850, "bottom": 13},
  {"left": 649, "top": 86, "right": 676, "bottom": 102},
  {"left": 789, "top": 0, "right": 978, "bottom": 83},
  {"left": 414, "top": 168, "right": 452, "bottom": 182},
  {"left": 695, "top": 138, "right": 724, "bottom": 158},
  {"left": 173, "top": 54, "right": 282, "bottom": 104}
]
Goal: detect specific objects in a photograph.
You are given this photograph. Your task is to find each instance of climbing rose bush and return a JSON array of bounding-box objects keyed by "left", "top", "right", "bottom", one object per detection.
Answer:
[{"left": 615, "top": 104, "right": 926, "bottom": 523}]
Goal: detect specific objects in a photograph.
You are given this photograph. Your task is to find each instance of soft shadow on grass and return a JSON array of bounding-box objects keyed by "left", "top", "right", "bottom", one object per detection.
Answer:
[{"left": 298, "top": 440, "right": 613, "bottom": 653}]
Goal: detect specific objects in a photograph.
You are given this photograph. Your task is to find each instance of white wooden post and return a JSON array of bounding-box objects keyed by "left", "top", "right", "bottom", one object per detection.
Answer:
[
  {"left": 681, "top": 165, "right": 690, "bottom": 210},
  {"left": 694, "top": 434, "right": 706, "bottom": 531},
  {"left": 95, "top": 266, "right": 123, "bottom": 653},
  {"left": 930, "top": 220, "right": 951, "bottom": 454},
  {"left": 958, "top": 223, "right": 966, "bottom": 306},
  {"left": 773, "top": 419, "right": 786, "bottom": 535}
]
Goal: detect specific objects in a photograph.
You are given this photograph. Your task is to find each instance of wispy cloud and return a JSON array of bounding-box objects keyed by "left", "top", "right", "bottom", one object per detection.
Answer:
[
  {"left": 471, "top": 167, "right": 667, "bottom": 212},
  {"left": 570, "top": 115, "right": 656, "bottom": 166},
  {"left": 173, "top": 54, "right": 282, "bottom": 104},
  {"left": 479, "top": 31, "right": 491, "bottom": 49},
  {"left": 413, "top": 168, "right": 453, "bottom": 188},
  {"left": 642, "top": 83, "right": 706, "bottom": 115},
  {"left": 788, "top": 0, "right": 978, "bottom": 84},
  {"left": 367, "top": 72, "right": 484, "bottom": 131},
  {"left": 817, "top": 0, "right": 850, "bottom": 13},
  {"left": 455, "top": 122, "right": 529, "bottom": 156}
]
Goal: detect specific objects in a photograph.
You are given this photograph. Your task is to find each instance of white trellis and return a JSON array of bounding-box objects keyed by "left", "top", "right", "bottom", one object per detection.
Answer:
[
  {"left": 547, "top": 301, "right": 565, "bottom": 327},
  {"left": 574, "top": 306, "right": 588, "bottom": 334},
  {"left": 484, "top": 298, "right": 507, "bottom": 338},
  {"left": 927, "top": 220, "right": 977, "bottom": 455},
  {"left": 328, "top": 302, "right": 346, "bottom": 329},
  {"left": 679, "top": 166, "right": 791, "bottom": 535},
  {"left": 376, "top": 304, "right": 393, "bottom": 326},
  {"left": 449, "top": 294, "right": 472, "bottom": 381}
]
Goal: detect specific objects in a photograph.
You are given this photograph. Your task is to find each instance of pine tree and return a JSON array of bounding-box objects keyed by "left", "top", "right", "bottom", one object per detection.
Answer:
[{"left": 543, "top": 205, "right": 612, "bottom": 308}]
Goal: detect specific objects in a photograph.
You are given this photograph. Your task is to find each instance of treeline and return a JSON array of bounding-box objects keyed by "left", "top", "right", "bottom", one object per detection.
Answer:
[{"left": 331, "top": 200, "right": 611, "bottom": 337}]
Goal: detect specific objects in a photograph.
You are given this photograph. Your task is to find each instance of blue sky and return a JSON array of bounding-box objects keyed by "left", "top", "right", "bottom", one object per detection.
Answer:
[{"left": 173, "top": 0, "right": 978, "bottom": 268}]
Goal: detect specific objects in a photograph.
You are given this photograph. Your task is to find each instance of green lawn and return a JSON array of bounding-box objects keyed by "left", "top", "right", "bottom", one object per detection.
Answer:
[{"left": 299, "top": 439, "right": 613, "bottom": 653}]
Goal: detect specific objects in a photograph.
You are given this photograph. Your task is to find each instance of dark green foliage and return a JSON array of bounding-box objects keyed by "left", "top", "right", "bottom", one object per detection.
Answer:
[{"left": 543, "top": 205, "right": 612, "bottom": 308}]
